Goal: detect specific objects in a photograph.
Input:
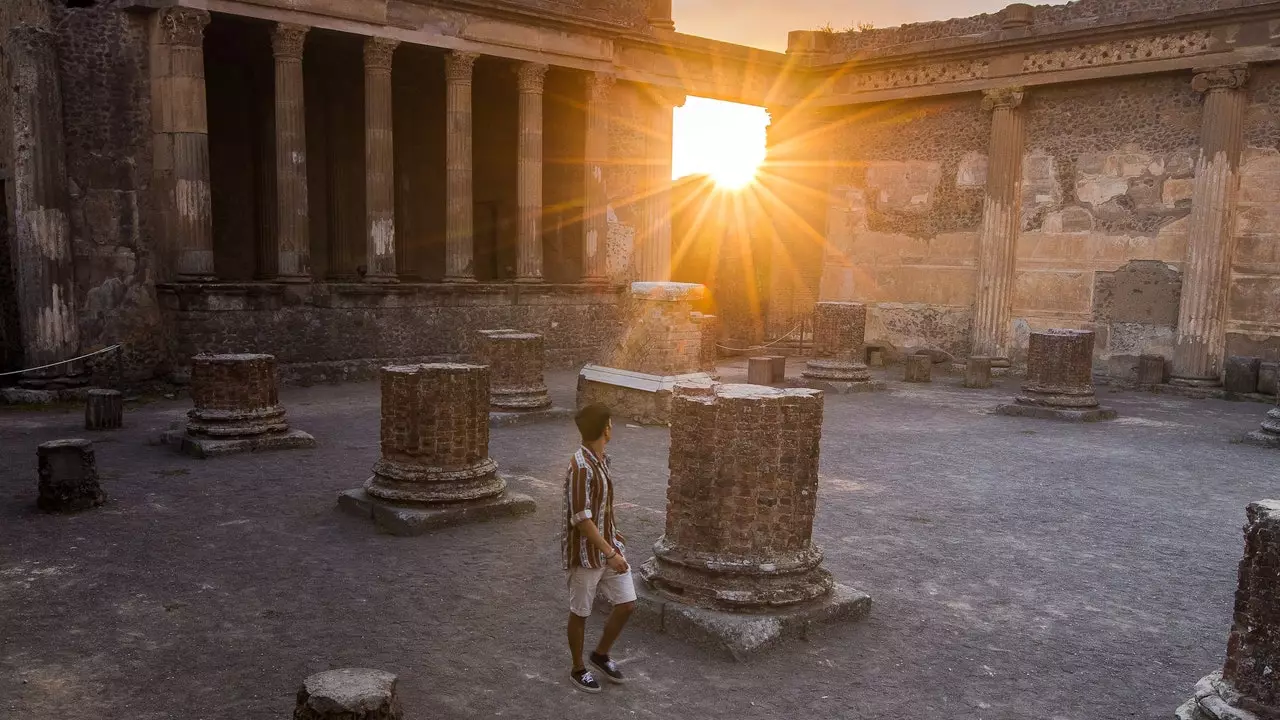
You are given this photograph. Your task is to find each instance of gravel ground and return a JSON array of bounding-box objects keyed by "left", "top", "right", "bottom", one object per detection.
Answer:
[{"left": 0, "top": 363, "right": 1275, "bottom": 719}]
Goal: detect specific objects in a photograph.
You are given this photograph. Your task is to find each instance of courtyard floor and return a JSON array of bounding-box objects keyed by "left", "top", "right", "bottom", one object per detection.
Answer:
[{"left": 0, "top": 361, "right": 1275, "bottom": 719}]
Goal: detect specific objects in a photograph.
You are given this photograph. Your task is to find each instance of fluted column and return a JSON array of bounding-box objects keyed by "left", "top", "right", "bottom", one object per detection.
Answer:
[
  {"left": 445, "top": 51, "right": 478, "bottom": 282},
  {"left": 636, "top": 89, "right": 685, "bottom": 282},
  {"left": 971, "top": 87, "right": 1026, "bottom": 365},
  {"left": 7, "top": 26, "right": 79, "bottom": 373},
  {"left": 272, "top": 24, "right": 310, "bottom": 282},
  {"left": 151, "top": 7, "right": 214, "bottom": 281},
  {"left": 363, "top": 36, "right": 399, "bottom": 283},
  {"left": 515, "top": 62, "right": 547, "bottom": 283},
  {"left": 582, "top": 71, "right": 615, "bottom": 283},
  {"left": 1172, "top": 65, "right": 1250, "bottom": 386}
]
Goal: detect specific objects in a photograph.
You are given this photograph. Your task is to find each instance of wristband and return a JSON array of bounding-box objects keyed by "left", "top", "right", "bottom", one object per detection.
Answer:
[{"left": 605, "top": 550, "right": 617, "bottom": 560}]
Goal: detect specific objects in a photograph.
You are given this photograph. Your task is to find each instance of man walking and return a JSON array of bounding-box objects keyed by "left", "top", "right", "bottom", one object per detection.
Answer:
[{"left": 564, "top": 403, "right": 635, "bottom": 693}]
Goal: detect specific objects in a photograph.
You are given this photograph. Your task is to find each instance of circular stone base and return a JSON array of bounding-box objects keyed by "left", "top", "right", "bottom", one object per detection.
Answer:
[
  {"left": 996, "top": 402, "right": 1117, "bottom": 422},
  {"left": 640, "top": 541, "right": 834, "bottom": 611},
  {"left": 801, "top": 359, "right": 871, "bottom": 382},
  {"left": 490, "top": 387, "right": 552, "bottom": 411},
  {"left": 1014, "top": 388, "right": 1102, "bottom": 409},
  {"left": 186, "top": 405, "right": 290, "bottom": 438},
  {"left": 366, "top": 457, "right": 504, "bottom": 503}
]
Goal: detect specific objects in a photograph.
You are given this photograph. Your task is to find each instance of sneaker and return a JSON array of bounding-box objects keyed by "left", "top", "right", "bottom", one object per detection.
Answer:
[
  {"left": 570, "top": 668, "right": 602, "bottom": 694},
  {"left": 590, "top": 652, "right": 626, "bottom": 684}
]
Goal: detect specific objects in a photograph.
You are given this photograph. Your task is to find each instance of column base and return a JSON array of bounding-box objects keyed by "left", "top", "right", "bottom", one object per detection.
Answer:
[
  {"left": 443, "top": 275, "right": 477, "bottom": 283},
  {"left": 995, "top": 401, "right": 1117, "bottom": 422},
  {"left": 1176, "top": 672, "right": 1271, "bottom": 720},
  {"left": 624, "top": 575, "right": 872, "bottom": 661},
  {"left": 336, "top": 487, "right": 536, "bottom": 536},
  {"left": 1243, "top": 408, "right": 1280, "bottom": 448},
  {"left": 162, "top": 427, "right": 316, "bottom": 458}
]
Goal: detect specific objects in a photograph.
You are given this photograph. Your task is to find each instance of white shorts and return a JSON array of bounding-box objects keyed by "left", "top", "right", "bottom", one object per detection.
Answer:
[{"left": 567, "top": 566, "right": 637, "bottom": 618}]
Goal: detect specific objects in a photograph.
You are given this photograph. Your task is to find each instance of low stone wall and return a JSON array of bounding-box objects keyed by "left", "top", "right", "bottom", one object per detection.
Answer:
[{"left": 159, "top": 282, "right": 622, "bottom": 383}]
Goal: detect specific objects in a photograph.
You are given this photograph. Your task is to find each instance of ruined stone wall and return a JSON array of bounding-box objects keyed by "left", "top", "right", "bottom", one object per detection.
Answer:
[
  {"left": 822, "top": 94, "right": 988, "bottom": 358},
  {"left": 161, "top": 284, "right": 620, "bottom": 382}
]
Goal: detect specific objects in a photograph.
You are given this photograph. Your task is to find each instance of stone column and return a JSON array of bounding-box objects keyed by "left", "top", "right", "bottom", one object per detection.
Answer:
[
  {"left": 1178, "top": 500, "right": 1280, "bottom": 719},
  {"left": 170, "top": 354, "right": 315, "bottom": 457},
  {"left": 1172, "top": 65, "right": 1250, "bottom": 386},
  {"left": 445, "top": 51, "right": 478, "bottom": 282},
  {"left": 7, "top": 26, "right": 80, "bottom": 377},
  {"left": 996, "top": 329, "right": 1116, "bottom": 421},
  {"left": 802, "top": 302, "right": 876, "bottom": 389},
  {"left": 635, "top": 89, "right": 685, "bottom": 282},
  {"left": 581, "top": 72, "right": 614, "bottom": 283},
  {"left": 515, "top": 63, "right": 547, "bottom": 283},
  {"left": 363, "top": 37, "right": 399, "bottom": 282},
  {"left": 638, "top": 383, "right": 870, "bottom": 658},
  {"left": 971, "top": 87, "right": 1027, "bottom": 366},
  {"left": 478, "top": 330, "right": 552, "bottom": 410},
  {"left": 150, "top": 7, "right": 214, "bottom": 281},
  {"left": 338, "top": 363, "right": 535, "bottom": 534},
  {"left": 272, "top": 24, "right": 311, "bottom": 282}
]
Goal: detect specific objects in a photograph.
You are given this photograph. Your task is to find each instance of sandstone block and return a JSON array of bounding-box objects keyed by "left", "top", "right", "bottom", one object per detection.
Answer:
[{"left": 1138, "top": 354, "right": 1167, "bottom": 386}]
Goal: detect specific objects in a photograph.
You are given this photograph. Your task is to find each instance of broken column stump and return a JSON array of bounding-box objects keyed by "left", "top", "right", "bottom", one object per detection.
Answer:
[
  {"left": 996, "top": 329, "right": 1116, "bottom": 422},
  {"left": 1177, "top": 501, "right": 1280, "bottom": 720},
  {"left": 747, "top": 356, "right": 774, "bottom": 385},
  {"left": 476, "top": 330, "right": 566, "bottom": 427},
  {"left": 637, "top": 384, "right": 871, "bottom": 659},
  {"left": 904, "top": 353, "right": 933, "bottom": 383},
  {"left": 338, "top": 363, "right": 535, "bottom": 535},
  {"left": 800, "top": 301, "right": 882, "bottom": 393},
  {"left": 294, "top": 668, "right": 403, "bottom": 720},
  {"left": 1138, "top": 354, "right": 1167, "bottom": 387},
  {"left": 37, "top": 439, "right": 105, "bottom": 512},
  {"left": 1244, "top": 398, "right": 1280, "bottom": 449},
  {"left": 165, "top": 354, "right": 315, "bottom": 458},
  {"left": 84, "top": 389, "right": 123, "bottom": 430},
  {"left": 964, "top": 356, "right": 992, "bottom": 389}
]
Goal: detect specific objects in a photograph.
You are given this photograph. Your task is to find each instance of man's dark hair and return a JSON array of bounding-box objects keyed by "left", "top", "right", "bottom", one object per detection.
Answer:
[{"left": 575, "top": 403, "right": 612, "bottom": 442}]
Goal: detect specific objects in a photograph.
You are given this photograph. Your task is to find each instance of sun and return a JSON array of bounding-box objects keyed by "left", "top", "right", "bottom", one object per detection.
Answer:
[{"left": 672, "top": 96, "right": 768, "bottom": 189}]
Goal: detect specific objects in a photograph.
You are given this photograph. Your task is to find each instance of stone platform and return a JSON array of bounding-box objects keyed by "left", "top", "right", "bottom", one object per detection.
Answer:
[
  {"left": 627, "top": 578, "right": 872, "bottom": 661},
  {"left": 162, "top": 427, "right": 316, "bottom": 458},
  {"left": 337, "top": 488, "right": 536, "bottom": 536},
  {"left": 995, "top": 402, "right": 1118, "bottom": 422}
]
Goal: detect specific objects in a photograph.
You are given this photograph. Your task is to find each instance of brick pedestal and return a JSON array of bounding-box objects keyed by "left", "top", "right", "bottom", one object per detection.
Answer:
[
  {"left": 477, "top": 330, "right": 552, "bottom": 411},
  {"left": 338, "top": 363, "right": 534, "bottom": 535},
  {"left": 800, "top": 302, "right": 881, "bottom": 393},
  {"left": 37, "top": 439, "right": 105, "bottom": 512},
  {"left": 996, "top": 330, "right": 1116, "bottom": 422},
  {"left": 167, "top": 354, "right": 315, "bottom": 457},
  {"left": 1244, "top": 401, "right": 1280, "bottom": 449},
  {"left": 295, "top": 668, "right": 402, "bottom": 720},
  {"left": 1177, "top": 501, "right": 1280, "bottom": 720},
  {"left": 636, "top": 384, "right": 870, "bottom": 658},
  {"left": 964, "top": 356, "right": 992, "bottom": 389},
  {"left": 577, "top": 282, "right": 714, "bottom": 424}
]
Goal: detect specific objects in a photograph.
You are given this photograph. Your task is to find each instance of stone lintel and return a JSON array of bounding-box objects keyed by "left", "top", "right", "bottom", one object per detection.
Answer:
[
  {"left": 336, "top": 487, "right": 536, "bottom": 536},
  {"left": 627, "top": 577, "right": 871, "bottom": 661}
]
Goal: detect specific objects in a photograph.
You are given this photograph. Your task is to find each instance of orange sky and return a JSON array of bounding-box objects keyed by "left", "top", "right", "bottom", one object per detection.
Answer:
[{"left": 673, "top": 0, "right": 1061, "bottom": 52}]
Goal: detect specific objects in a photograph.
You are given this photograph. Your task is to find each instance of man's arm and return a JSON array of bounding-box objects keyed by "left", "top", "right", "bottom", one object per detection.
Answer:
[
  {"left": 575, "top": 517, "right": 628, "bottom": 572},
  {"left": 569, "top": 463, "right": 628, "bottom": 571}
]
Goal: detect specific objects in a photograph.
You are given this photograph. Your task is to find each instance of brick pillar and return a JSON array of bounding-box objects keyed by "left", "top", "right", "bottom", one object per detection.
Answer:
[
  {"left": 363, "top": 37, "right": 399, "bottom": 282},
  {"left": 1178, "top": 500, "right": 1280, "bottom": 718},
  {"left": 581, "top": 72, "right": 614, "bottom": 283},
  {"left": 272, "top": 24, "right": 311, "bottom": 282},
  {"left": 635, "top": 89, "right": 685, "bottom": 282},
  {"left": 1172, "top": 65, "right": 1249, "bottom": 386},
  {"left": 175, "top": 353, "right": 314, "bottom": 456},
  {"left": 997, "top": 330, "right": 1116, "bottom": 421},
  {"left": 478, "top": 330, "right": 551, "bottom": 410},
  {"left": 367, "top": 364, "right": 504, "bottom": 502},
  {"left": 150, "top": 7, "right": 214, "bottom": 281},
  {"left": 640, "top": 384, "right": 833, "bottom": 609},
  {"left": 802, "top": 302, "right": 872, "bottom": 383},
  {"left": 445, "top": 51, "right": 478, "bottom": 282},
  {"left": 6, "top": 26, "right": 80, "bottom": 379},
  {"left": 515, "top": 63, "right": 547, "bottom": 283},
  {"left": 971, "top": 87, "right": 1026, "bottom": 366}
]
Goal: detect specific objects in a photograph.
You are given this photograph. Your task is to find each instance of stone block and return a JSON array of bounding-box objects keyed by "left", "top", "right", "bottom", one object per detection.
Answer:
[
  {"left": 576, "top": 365, "right": 715, "bottom": 425},
  {"left": 747, "top": 357, "right": 774, "bottom": 385},
  {"left": 964, "top": 356, "right": 992, "bottom": 388},
  {"left": 1138, "top": 354, "right": 1167, "bottom": 386},
  {"left": 768, "top": 355, "right": 786, "bottom": 382},
  {"left": 1226, "top": 356, "right": 1262, "bottom": 395},
  {"left": 866, "top": 346, "right": 885, "bottom": 367},
  {"left": 904, "top": 354, "right": 932, "bottom": 383},
  {"left": 1259, "top": 362, "right": 1279, "bottom": 396},
  {"left": 294, "top": 668, "right": 402, "bottom": 720},
  {"left": 37, "top": 439, "right": 106, "bottom": 512},
  {"left": 84, "top": 389, "right": 123, "bottom": 430},
  {"left": 337, "top": 488, "right": 536, "bottom": 535}
]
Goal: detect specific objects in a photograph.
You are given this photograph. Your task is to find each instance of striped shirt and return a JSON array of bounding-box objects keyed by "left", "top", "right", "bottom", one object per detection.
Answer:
[{"left": 562, "top": 445, "right": 626, "bottom": 570}]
